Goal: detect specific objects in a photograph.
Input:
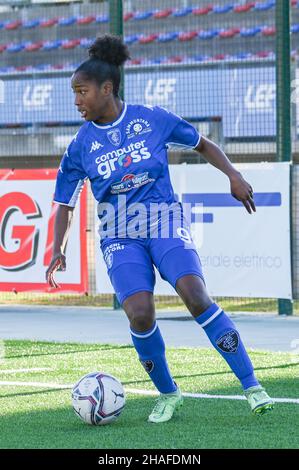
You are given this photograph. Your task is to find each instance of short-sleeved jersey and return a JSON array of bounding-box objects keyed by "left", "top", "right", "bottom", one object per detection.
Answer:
[{"left": 54, "top": 103, "right": 201, "bottom": 238}]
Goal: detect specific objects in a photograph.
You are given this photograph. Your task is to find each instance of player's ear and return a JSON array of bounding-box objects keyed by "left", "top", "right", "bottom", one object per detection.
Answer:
[{"left": 101, "top": 80, "right": 113, "bottom": 96}]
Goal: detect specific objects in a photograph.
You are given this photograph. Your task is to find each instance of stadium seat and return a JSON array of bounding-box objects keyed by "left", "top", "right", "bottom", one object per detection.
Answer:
[
  {"left": 77, "top": 16, "right": 95, "bottom": 25},
  {"left": 80, "top": 38, "right": 93, "bottom": 48},
  {"left": 172, "top": 7, "right": 193, "bottom": 17},
  {"left": 240, "top": 26, "right": 262, "bottom": 37},
  {"left": 58, "top": 17, "right": 78, "bottom": 26},
  {"left": 123, "top": 12, "right": 134, "bottom": 22},
  {"left": 62, "top": 39, "right": 81, "bottom": 49},
  {"left": 139, "top": 34, "right": 158, "bottom": 44},
  {"left": 291, "top": 24, "right": 299, "bottom": 33},
  {"left": 4, "top": 20, "right": 22, "bottom": 30},
  {"left": 133, "top": 11, "right": 154, "bottom": 21},
  {"left": 157, "top": 32, "right": 179, "bottom": 42},
  {"left": 23, "top": 19, "right": 41, "bottom": 29},
  {"left": 219, "top": 28, "right": 240, "bottom": 38},
  {"left": 25, "top": 41, "right": 43, "bottom": 52},
  {"left": 178, "top": 31, "right": 198, "bottom": 41},
  {"left": 7, "top": 42, "right": 26, "bottom": 52},
  {"left": 0, "top": 44, "right": 7, "bottom": 53},
  {"left": 254, "top": 1, "right": 275, "bottom": 11},
  {"left": 95, "top": 15, "right": 109, "bottom": 23},
  {"left": 262, "top": 26, "right": 276, "bottom": 36},
  {"left": 213, "top": 5, "right": 234, "bottom": 14},
  {"left": 124, "top": 35, "right": 140, "bottom": 44},
  {"left": 40, "top": 18, "right": 58, "bottom": 27},
  {"left": 198, "top": 29, "right": 220, "bottom": 39},
  {"left": 154, "top": 9, "right": 173, "bottom": 19},
  {"left": 234, "top": 3, "right": 256, "bottom": 13},
  {"left": 42, "top": 40, "right": 62, "bottom": 50},
  {"left": 192, "top": 6, "right": 213, "bottom": 16}
]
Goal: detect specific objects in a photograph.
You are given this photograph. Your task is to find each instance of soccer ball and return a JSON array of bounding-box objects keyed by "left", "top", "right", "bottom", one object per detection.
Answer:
[{"left": 71, "top": 372, "right": 125, "bottom": 425}]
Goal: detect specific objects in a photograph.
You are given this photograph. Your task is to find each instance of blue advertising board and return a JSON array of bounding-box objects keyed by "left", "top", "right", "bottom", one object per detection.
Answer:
[{"left": 0, "top": 66, "right": 277, "bottom": 138}]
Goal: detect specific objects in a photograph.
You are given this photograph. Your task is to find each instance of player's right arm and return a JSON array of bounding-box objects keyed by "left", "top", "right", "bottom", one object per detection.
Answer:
[
  {"left": 46, "top": 204, "right": 74, "bottom": 288},
  {"left": 46, "top": 134, "right": 87, "bottom": 288}
]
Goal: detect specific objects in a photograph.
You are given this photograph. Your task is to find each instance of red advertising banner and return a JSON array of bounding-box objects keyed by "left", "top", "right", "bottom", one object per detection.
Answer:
[{"left": 0, "top": 169, "right": 88, "bottom": 293}]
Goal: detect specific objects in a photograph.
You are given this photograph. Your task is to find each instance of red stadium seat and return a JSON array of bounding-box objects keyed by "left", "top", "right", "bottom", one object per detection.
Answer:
[
  {"left": 139, "top": 34, "right": 158, "bottom": 44},
  {"left": 4, "top": 20, "right": 22, "bottom": 30},
  {"left": 178, "top": 31, "right": 198, "bottom": 41},
  {"left": 40, "top": 18, "right": 58, "bottom": 27},
  {"left": 234, "top": 3, "right": 256, "bottom": 13},
  {"left": 25, "top": 42, "right": 44, "bottom": 52},
  {"left": 219, "top": 28, "right": 240, "bottom": 38},
  {"left": 154, "top": 9, "right": 173, "bottom": 19},
  {"left": 0, "top": 44, "right": 7, "bottom": 53},
  {"left": 123, "top": 12, "right": 134, "bottom": 21},
  {"left": 262, "top": 26, "right": 276, "bottom": 36},
  {"left": 77, "top": 16, "right": 96, "bottom": 25},
  {"left": 192, "top": 6, "right": 213, "bottom": 16}
]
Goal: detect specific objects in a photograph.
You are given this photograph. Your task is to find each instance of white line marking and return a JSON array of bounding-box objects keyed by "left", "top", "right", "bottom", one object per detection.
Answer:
[
  {"left": 0, "top": 381, "right": 71, "bottom": 389},
  {"left": 0, "top": 368, "right": 52, "bottom": 374},
  {"left": 0, "top": 381, "right": 298, "bottom": 404}
]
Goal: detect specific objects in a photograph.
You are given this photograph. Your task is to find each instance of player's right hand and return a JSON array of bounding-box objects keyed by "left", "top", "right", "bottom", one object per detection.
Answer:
[{"left": 46, "top": 253, "right": 66, "bottom": 289}]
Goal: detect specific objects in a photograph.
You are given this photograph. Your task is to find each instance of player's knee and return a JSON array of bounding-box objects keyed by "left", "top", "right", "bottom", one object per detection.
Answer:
[
  {"left": 129, "top": 309, "right": 155, "bottom": 332},
  {"left": 123, "top": 296, "right": 155, "bottom": 332}
]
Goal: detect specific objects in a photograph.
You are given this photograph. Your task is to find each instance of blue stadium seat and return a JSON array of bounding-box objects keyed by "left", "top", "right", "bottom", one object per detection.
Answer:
[
  {"left": 95, "top": 15, "right": 109, "bottom": 23},
  {"left": 157, "top": 32, "right": 179, "bottom": 42},
  {"left": 172, "top": 7, "right": 193, "bottom": 17},
  {"left": 133, "top": 11, "right": 153, "bottom": 20},
  {"left": 213, "top": 4, "right": 234, "bottom": 14},
  {"left": 291, "top": 24, "right": 299, "bottom": 33},
  {"left": 7, "top": 42, "right": 26, "bottom": 52},
  {"left": 124, "top": 35, "right": 140, "bottom": 44},
  {"left": 23, "top": 19, "right": 40, "bottom": 29},
  {"left": 240, "top": 26, "right": 262, "bottom": 37},
  {"left": 80, "top": 38, "right": 93, "bottom": 48},
  {"left": 198, "top": 29, "right": 220, "bottom": 39},
  {"left": 58, "top": 17, "right": 78, "bottom": 26},
  {"left": 42, "top": 40, "right": 62, "bottom": 50},
  {"left": 254, "top": 1, "right": 275, "bottom": 11}
]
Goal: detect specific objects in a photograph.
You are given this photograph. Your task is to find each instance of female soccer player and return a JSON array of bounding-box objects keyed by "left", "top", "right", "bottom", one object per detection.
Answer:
[{"left": 46, "top": 34, "right": 274, "bottom": 423}]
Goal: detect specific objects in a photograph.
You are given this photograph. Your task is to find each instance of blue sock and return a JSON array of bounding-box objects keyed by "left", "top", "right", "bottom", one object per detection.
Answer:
[
  {"left": 195, "top": 303, "right": 259, "bottom": 390},
  {"left": 130, "top": 321, "right": 177, "bottom": 394}
]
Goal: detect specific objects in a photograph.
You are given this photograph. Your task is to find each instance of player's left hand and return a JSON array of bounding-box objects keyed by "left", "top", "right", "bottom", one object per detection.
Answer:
[{"left": 229, "top": 172, "right": 256, "bottom": 214}]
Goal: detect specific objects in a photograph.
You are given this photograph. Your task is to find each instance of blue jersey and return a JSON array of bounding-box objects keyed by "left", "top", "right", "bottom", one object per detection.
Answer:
[{"left": 54, "top": 103, "right": 201, "bottom": 237}]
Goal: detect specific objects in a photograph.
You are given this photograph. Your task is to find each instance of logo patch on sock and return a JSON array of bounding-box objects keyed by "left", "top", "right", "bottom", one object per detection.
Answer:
[
  {"left": 140, "top": 359, "right": 154, "bottom": 373},
  {"left": 216, "top": 330, "right": 239, "bottom": 353}
]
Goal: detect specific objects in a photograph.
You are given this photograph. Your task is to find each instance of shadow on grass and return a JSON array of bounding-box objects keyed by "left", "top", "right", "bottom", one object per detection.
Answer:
[{"left": 5, "top": 344, "right": 133, "bottom": 360}]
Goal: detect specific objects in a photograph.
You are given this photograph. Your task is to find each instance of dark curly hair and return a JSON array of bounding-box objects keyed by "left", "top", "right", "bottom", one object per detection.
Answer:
[{"left": 75, "top": 34, "right": 130, "bottom": 96}]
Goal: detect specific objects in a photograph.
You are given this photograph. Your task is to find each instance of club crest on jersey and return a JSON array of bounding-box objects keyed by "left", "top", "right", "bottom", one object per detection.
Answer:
[
  {"left": 107, "top": 128, "right": 121, "bottom": 146},
  {"left": 216, "top": 330, "right": 239, "bottom": 353},
  {"left": 126, "top": 119, "right": 152, "bottom": 139}
]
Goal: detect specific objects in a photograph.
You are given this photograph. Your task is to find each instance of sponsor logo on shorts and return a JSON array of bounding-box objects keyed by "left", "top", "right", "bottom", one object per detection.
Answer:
[
  {"left": 103, "top": 243, "right": 125, "bottom": 268},
  {"left": 216, "top": 330, "right": 239, "bottom": 353}
]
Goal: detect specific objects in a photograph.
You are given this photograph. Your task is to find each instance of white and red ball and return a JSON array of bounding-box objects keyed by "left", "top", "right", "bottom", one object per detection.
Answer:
[{"left": 71, "top": 372, "right": 125, "bottom": 425}]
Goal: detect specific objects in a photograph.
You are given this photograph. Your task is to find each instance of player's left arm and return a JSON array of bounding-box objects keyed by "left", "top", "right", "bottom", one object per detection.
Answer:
[{"left": 195, "top": 136, "right": 256, "bottom": 214}]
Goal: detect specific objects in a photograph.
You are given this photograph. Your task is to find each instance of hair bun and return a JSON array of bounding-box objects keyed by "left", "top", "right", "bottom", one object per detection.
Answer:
[{"left": 89, "top": 34, "right": 130, "bottom": 67}]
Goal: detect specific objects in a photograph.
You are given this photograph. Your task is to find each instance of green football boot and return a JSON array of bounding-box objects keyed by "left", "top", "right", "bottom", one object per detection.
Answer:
[
  {"left": 244, "top": 385, "right": 274, "bottom": 415},
  {"left": 148, "top": 386, "right": 183, "bottom": 423}
]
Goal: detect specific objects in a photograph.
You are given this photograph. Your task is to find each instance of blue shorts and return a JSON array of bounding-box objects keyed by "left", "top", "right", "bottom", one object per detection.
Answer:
[{"left": 101, "top": 228, "right": 204, "bottom": 305}]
